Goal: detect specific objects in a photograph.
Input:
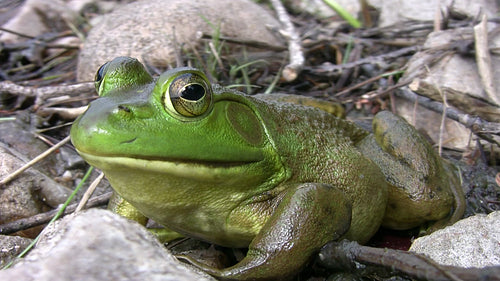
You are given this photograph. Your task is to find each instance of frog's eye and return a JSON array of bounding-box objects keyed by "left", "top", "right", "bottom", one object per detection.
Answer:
[
  {"left": 93, "top": 57, "right": 153, "bottom": 97},
  {"left": 94, "top": 62, "right": 110, "bottom": 94},
  {"left": 165, "top": 72, "right": 212, "bottom": 117}
]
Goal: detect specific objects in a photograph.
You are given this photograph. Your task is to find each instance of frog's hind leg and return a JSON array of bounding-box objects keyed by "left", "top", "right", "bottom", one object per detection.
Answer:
[{"left": 355, "top": 111, "right": 465, "bottom": 230}]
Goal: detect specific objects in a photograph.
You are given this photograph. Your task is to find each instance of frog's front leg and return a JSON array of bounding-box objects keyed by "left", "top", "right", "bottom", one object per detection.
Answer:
[
  {"left": 108, "top": 191, "right": 148, "bottom": 224},
  {"left": 356, "top": 111, "right": 465, "bottom": 230},
  {"left": 108, "top": 192, "right": 184, "bottom": 242},
  {"left": 184, "top": 183, "right": 352, "bottom": 280}
]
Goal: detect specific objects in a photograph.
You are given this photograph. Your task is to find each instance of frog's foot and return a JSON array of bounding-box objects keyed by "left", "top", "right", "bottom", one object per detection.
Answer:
[
  {"left": 423, "top": 160, "right": 465, "bottom": 233},
  {"left": 149, "top": 228, "right": 185, "bottom": 243},
  {"left": 181, "top": 183, "right": 352, "bottom": 280},
  {"left": 356, "top": 111, "right": 465, "bottom": 230}
]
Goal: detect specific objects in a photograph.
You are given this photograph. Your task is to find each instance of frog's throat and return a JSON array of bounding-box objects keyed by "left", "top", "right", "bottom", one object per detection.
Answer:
[{"left": 76, "top": 150, "right": 259, "bottom": 180}]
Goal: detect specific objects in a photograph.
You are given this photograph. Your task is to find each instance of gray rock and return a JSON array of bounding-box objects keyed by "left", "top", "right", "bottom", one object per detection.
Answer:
[
  {"left": 0, "top": 145, "right": 72, "bottom": 228},
  {"left": 404, "top": 27, "right": 500, "bottom": 123},
  {"left": 379, "top": 0, "right": 497, "bottom": 27},
  {"left": 410, "top": 211, "right": 500, "bottom": 268},
  {"left": 284, "top": 0, "right": 497, "bottom": 27},
  {"left": 393, "top": 97, "right": 471, "bottom": 150},
  {"left": 0, "top": 209, "right": 215, "bottom": 281},
  {"left": 77, "top": 0, "right": 283, "bottom": 81},
  {"left": 0, "top": 235, "right": 33, "bottom": 268},
  {"left": 0, "top": 0, "right": 78, "bottom": 42},
  {"left": 285, "top": 0, "right": 382, "bottom": 19},
  {"left": 398, "top": 25, "right": 500, "bottom": 151}
]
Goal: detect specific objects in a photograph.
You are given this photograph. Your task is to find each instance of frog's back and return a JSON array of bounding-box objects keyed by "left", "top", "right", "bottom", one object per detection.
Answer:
[
  {"left": 251, "top": 93, "right": 368, "bottom": 144},
  {"left": 249, "top": 93, "right": 388, "bottom": 243}
]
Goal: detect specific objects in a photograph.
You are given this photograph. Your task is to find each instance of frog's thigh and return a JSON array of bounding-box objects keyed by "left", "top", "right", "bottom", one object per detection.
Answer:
[
  {"left": 357, "top": 111, "right": 456, "bottom": 229},
  {"left": 219, "top": 183, "right": 352, "bottom": 280}
]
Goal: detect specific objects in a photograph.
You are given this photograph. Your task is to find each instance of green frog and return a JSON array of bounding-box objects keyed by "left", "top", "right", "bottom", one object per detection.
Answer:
[{"left": 70, "top": 57, "right": 465, "bottom": 280}]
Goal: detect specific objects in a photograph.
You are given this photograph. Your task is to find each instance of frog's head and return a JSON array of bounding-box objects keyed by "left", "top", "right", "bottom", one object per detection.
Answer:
[{"left": 70, "top": 57, "right": 285, "bottom": 196}]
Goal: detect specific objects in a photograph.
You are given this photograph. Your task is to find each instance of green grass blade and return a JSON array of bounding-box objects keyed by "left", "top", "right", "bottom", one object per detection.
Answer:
[
  {"left": 322, "top": 0, "right": 362, "bottom": 28},
  {"left": 2, "top": 166, "right": 94, "bottom": 270}
]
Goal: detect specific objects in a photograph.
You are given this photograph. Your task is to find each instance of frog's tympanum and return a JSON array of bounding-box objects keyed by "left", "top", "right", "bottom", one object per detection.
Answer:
[{"left": 71, "top": 57, "right": 465, "bottom": 280}]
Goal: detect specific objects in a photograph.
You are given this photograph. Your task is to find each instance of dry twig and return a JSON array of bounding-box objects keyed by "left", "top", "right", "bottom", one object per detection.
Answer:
[
  {"left": 396, "top": 87, "right": 500, "bottom": 146},
  {"left": 0, "top": 192, "right": 112, "bottom": 235},
  {"left": 309, "top": 46, "right": 420, "bottom": 77},
  {"left": 0, "top": 81, "right": 94, "bottom": 107},
  {"left": 320, "top": 240, "right": 500, "bottom": 281},
  {"left": 270, "top": 0, "right": 304, "bottom": 81},
  {"left": 198, "top": 32, "right": 286, "bottom": 51},
  {"left": 36, "top": 106, "right": 88, "bottom": 120}
]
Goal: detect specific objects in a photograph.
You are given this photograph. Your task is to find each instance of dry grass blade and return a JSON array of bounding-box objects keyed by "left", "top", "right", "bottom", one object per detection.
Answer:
[
  {"left": 75, "top": 172, "right": 105, "bottom": 212},
  {"left": 474, "top": 14, "right": 500, "bottom": 106},
  {"left": 0, "top": 136, "right": 71, "bottom": 187}
]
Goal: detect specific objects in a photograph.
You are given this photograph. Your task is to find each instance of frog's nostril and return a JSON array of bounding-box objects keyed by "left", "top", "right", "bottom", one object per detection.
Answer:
[{"left": 118, "top": 105, "right": 131, "bottom": 113}]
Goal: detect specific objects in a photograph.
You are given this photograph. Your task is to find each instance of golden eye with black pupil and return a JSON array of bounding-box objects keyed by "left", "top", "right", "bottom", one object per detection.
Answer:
[
  {"left": 180, "top": 84, "right": 205, "bottom": 100},
  {"left": 165, "top": 72, "right": 212, "bottom": 118}
]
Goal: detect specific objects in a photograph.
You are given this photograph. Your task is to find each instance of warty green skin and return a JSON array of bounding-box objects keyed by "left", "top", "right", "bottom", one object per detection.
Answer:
[{"left": 70, "top": 57, "right": 464, "bottom": 280}]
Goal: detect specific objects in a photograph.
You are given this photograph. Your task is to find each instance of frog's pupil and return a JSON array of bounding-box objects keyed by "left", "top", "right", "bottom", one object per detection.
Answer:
[
  {"left": 95, "top": 62, "right": 108, "bottom": 82},
  {"left": 181, "top": 84, "right": 205, "bottom": 101},
  {"left": 95, "top": 70, "right": 102, "bottom": 82}
]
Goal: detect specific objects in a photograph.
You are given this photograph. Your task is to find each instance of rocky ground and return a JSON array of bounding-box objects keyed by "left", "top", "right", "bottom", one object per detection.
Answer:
[{"left": 0, "top": 0, "right": 499, "bottom": 280}]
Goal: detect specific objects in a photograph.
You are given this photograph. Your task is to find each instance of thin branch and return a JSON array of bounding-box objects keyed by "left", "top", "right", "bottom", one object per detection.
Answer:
[
  {"left": 198, "top": 32, "right": 286, "bottom": 51},
  {"left": 0, "top": 192, "right": 112, "bottom": 235},
  {"left": 0, "top": 27, "right": 35, "bottom": 39},
  {"left": 270, "top": 0, "right": 304, "bottom": 81},
  {"left": 334, "top": 69, "right": 404, "bottom": 97},
  {"left": 0, "top": 81, "right": 94, "bottom": 107},
  {"left": 395, "top": 87, "right": 500, "bottom": 145},
  {"left": 308, "top": 45, "right": 420, "bottom": 77},
  {"left": 320, "top": 240, "right": 500, "bottom": 281}
]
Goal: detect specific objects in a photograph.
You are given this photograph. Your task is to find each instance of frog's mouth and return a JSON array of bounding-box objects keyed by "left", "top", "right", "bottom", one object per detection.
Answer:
[{"left": 77, "top": 150, "right": 262, "bottom": 180}]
